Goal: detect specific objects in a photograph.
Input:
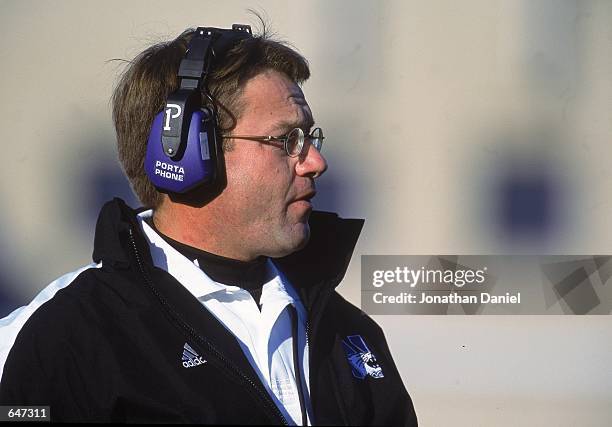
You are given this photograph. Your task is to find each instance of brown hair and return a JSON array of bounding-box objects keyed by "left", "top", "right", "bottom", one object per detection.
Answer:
[{"left": 112, "top": 26, "right": 310, "bottom": 208}]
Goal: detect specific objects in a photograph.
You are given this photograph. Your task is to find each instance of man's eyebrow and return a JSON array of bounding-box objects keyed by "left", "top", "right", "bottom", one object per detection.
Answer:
[{"left": 273, "top": 118, "right": 315, "bottom": 133}]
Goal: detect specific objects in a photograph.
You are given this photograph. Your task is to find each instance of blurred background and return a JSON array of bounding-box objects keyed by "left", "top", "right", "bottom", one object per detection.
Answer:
[{"left": 1, "top": 0, "right": 611, "bottom": 425}]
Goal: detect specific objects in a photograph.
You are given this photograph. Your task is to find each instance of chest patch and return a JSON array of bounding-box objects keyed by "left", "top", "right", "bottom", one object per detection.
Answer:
[
  {"left": 182, "top": 343, "right": 207, "bottom": 368},
  {"left": 341, "top": 335, "right": 384, "bottom": 379}
]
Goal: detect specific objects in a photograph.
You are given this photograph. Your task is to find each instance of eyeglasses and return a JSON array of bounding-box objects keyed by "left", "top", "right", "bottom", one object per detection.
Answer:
[{"left": 221, "top": 127, "right": 324, "bottom": 157}]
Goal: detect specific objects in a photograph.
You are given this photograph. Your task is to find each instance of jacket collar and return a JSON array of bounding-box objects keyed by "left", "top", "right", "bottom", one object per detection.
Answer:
[{"left": 92, "top": 198, "right": 364, "bottom": 306}]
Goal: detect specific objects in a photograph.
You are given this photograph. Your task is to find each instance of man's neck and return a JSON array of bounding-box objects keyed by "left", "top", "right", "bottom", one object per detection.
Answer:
[{"left": 152, "top": 202, "right": 258, "bottom": 262}]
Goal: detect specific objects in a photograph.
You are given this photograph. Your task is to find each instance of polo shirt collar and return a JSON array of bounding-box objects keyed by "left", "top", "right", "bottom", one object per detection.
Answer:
[
  {"left": 136, "top": 210, "right": 302, "bottom": 310},
  {"left": 137, "top": 210, "right": 223, "bottom": 299}
]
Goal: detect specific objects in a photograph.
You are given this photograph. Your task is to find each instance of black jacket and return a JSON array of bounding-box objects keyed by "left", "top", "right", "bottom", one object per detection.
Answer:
[{"left": 0, "top": 199, "right": 417, "bottom": 425}]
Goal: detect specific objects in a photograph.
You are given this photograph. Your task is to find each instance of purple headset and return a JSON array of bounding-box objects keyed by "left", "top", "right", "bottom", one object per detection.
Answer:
[{"left": 144, "top": 24, "right": 252, "bottom": 194}]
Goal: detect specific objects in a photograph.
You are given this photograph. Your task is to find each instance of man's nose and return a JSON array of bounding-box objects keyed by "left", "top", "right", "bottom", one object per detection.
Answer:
[{"left": 295, "top": 143, "right": 328, "bottom": 178}]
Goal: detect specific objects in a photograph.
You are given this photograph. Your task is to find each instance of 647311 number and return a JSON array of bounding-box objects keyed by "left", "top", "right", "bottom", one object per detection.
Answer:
[{"left": 1, "top": 406, "right": 50, "bottom": 422}]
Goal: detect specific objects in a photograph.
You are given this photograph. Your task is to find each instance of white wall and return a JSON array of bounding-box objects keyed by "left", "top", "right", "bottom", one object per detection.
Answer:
[{"left": 1, "top": 0, "right": 611, "bottom": 425}]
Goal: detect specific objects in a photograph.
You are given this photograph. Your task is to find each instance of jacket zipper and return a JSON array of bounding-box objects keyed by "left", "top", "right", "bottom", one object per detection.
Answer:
[
  {"left": 128, "top": 228, "right": 289, "bottom": 426},
  {"left": 289, "top": 306, "right": 308, "bottom": 426},
  {"left": 305, "top": 287, "right": 351, "bottom": 426}
]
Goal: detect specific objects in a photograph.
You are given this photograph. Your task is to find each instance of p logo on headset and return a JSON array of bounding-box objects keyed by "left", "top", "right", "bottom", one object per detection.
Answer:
[{"left": 144, "top": 24, "right": 252, "bottom": 194}]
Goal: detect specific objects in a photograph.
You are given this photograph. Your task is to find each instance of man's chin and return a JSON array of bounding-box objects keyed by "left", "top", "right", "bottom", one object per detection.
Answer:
[
  {"left": 291, "top": 224, "right": 311, "bottom": 252},
  {"left": 268, "top": 222, "right": 311, "bottom": 258}
]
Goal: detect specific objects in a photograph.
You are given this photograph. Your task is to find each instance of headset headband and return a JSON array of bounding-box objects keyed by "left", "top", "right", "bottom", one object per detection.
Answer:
[{"left": 161, "top": 24, "right": 252, "bottom": 159}]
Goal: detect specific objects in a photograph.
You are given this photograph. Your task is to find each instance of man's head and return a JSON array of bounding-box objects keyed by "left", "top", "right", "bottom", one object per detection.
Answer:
[
  {"left": 112, "top": 25, "right": 327, "bottom": 260},
  {"left": 215, "top": 69, "right": 327, "bottom": 258}
]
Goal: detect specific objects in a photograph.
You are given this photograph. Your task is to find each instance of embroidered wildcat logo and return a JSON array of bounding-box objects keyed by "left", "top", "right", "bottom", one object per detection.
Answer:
[{"left": 342, "top": 335, "right": 384, "bottom": 379}]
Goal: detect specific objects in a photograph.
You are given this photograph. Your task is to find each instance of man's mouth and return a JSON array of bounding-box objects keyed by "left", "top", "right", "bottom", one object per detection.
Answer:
[
  {"left": 290, "top": 190, "right": 317, "bottom": 214},
  {"left": 292, "top": 190, "right": 317, "bottom": 206}
]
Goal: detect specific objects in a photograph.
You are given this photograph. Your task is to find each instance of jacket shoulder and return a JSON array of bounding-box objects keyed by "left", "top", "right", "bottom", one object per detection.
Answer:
[
  {"left": 0, "top": 264, "right": 102, "bottom": 371},
  {"left": 327, "top": 291, "right": 384, "bottom": 335},
  {"left": 3, "top": 263, "right": 145, "bottom": 357},
  {"left": 0, "top": 264, "right": 139, "bottom": 420}
]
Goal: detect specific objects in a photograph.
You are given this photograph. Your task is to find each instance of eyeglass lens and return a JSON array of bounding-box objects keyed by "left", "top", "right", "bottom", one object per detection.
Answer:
[
  {"left": 286, "top": 128, "right": 303, "bottom": 156},
  {"left": 286, "top": 127, "right": 324, "bottom": 157},
  {"left": 310, "top": 128, "right": 323, "bottom": 151}
]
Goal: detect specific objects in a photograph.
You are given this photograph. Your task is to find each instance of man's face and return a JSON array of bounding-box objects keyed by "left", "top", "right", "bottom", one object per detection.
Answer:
[{"left": 217, "top": 70, "right": 327, "bottom": 259}]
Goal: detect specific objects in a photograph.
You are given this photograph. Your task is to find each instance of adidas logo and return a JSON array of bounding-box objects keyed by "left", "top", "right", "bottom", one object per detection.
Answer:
[{"left": 182, "top": 343, "right": 207, "bottom": 368}]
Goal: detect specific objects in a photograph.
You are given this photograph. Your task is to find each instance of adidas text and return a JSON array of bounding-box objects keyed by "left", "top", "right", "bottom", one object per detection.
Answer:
[{"left": 182, "top": 356, "right": 206, "bottom": 368}]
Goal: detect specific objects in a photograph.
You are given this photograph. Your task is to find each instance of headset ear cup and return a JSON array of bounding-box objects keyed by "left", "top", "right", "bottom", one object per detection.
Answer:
[
  {"left": 145, "top": 110, "right": 218, "bottom": 194},
  {"left": 165, "top": 107, "right": 226, "bottom": 206}
]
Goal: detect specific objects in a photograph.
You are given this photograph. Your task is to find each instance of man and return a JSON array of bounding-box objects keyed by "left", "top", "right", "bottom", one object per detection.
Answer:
[{"left": 0, "top": 24, "right": 417, "bottom": 425}]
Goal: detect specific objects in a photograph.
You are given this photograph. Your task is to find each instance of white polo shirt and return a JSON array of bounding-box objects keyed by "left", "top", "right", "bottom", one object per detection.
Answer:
[{"left": 137, "top": 211, "right": 312, "bottom": 425}]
